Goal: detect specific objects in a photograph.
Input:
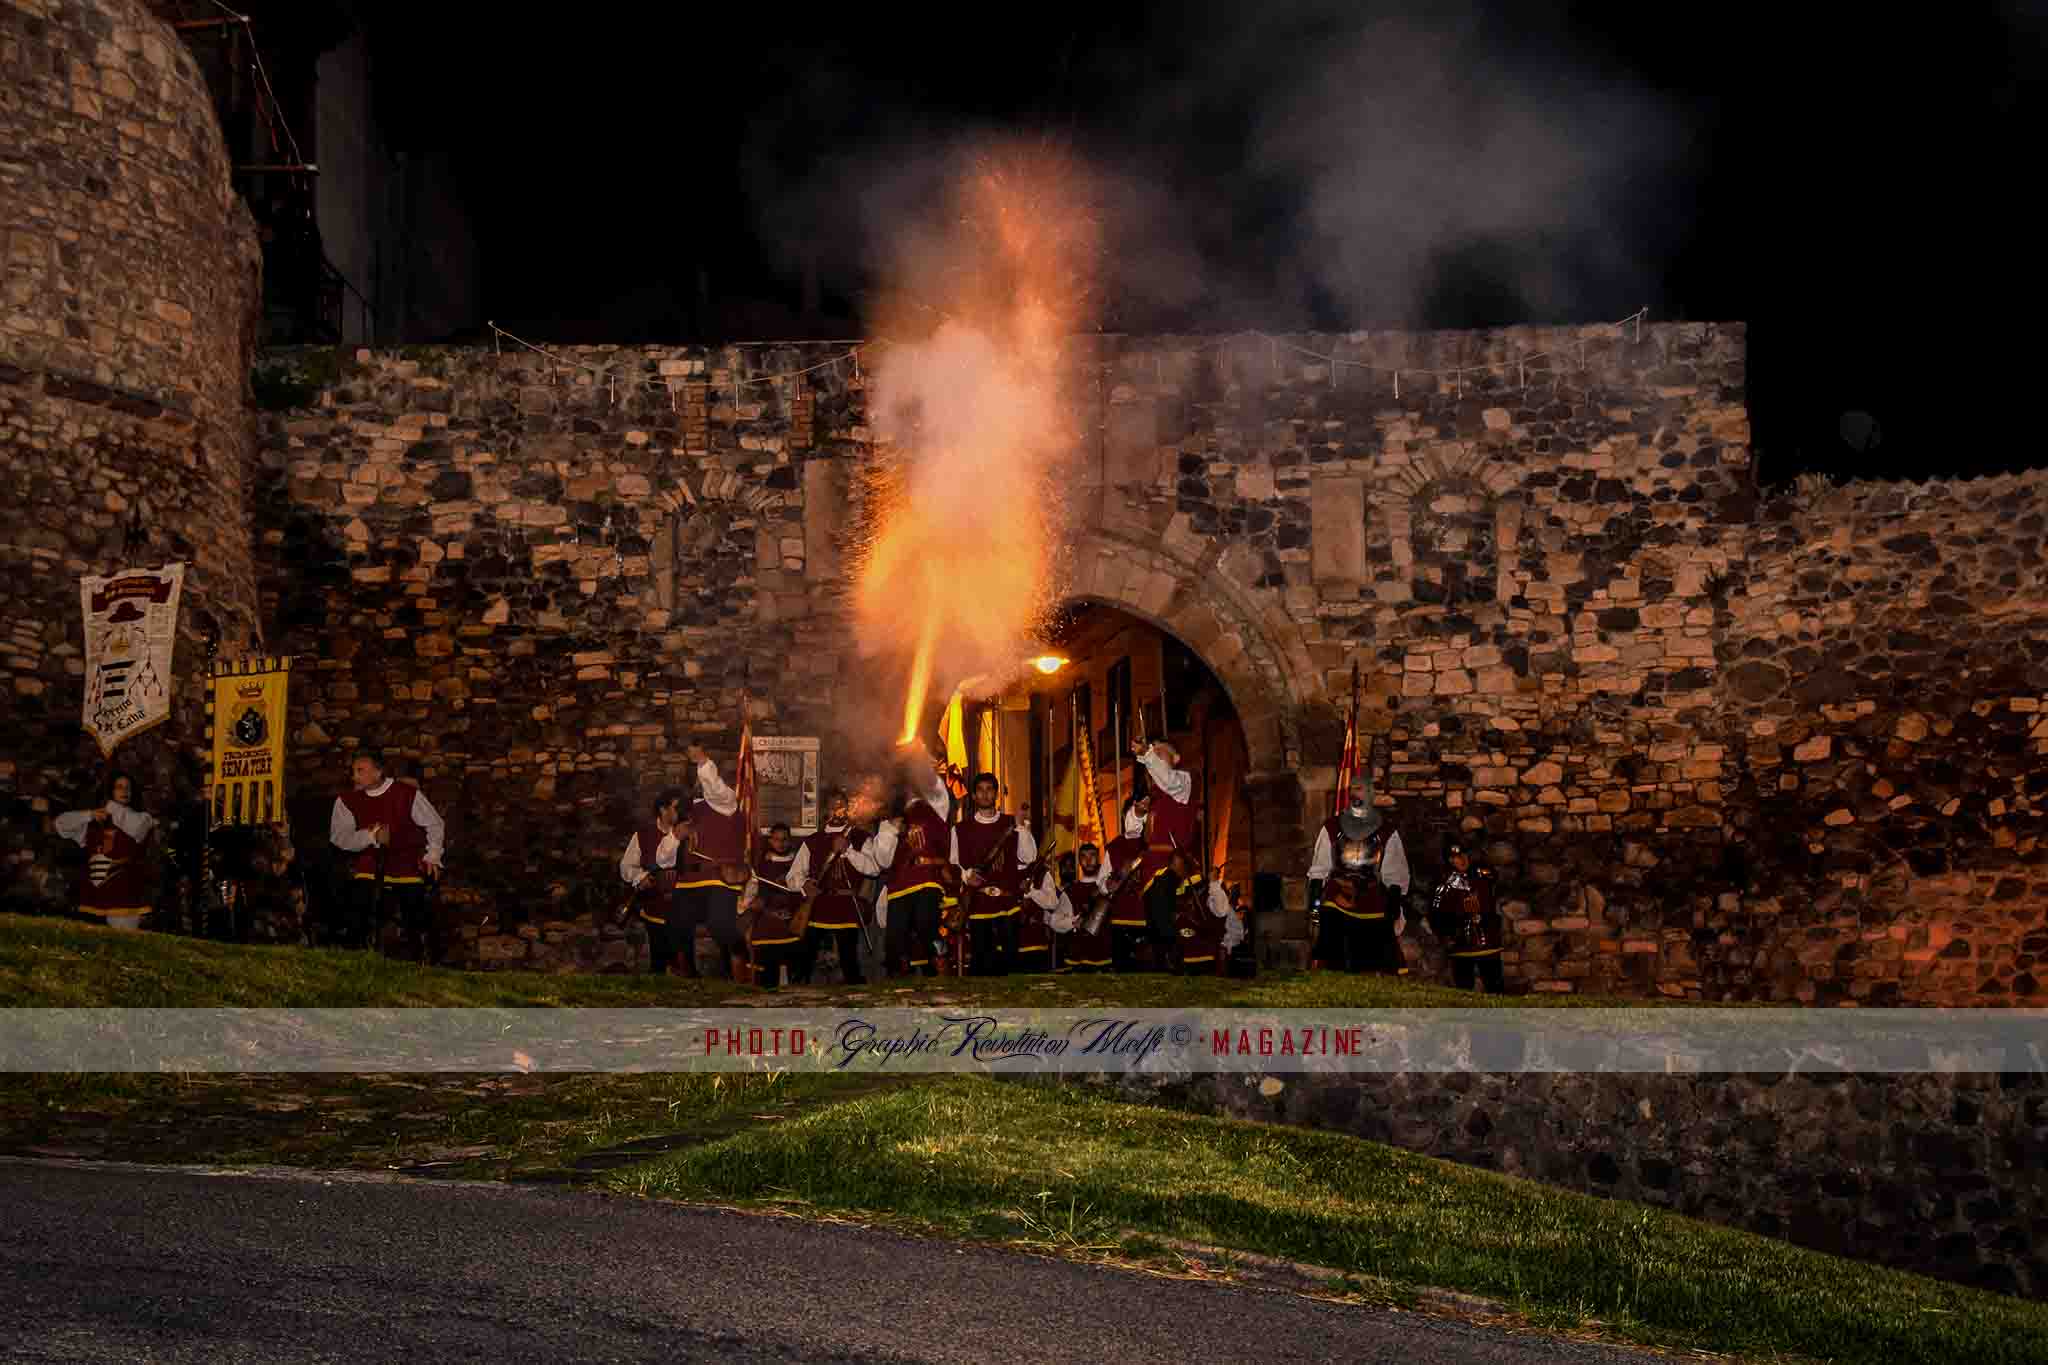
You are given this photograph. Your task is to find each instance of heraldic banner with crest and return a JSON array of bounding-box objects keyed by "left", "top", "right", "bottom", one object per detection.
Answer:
[
  {"left": 207, "top": 656, "right": 291, "bottom": 826},
  {"left": 80, "top": 562, "right": 185, "bottom": 756}
]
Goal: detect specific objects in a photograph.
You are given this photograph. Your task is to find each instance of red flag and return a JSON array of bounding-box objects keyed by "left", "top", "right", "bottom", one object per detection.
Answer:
[
  {"left": 735, "top": 707, "right": 758, "bottom": 862},
  {"left": 1332, "top": 660, "right": 1360, "bottom": 818}
]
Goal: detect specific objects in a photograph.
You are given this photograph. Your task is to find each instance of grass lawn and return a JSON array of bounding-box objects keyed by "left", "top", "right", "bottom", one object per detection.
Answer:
[
  {"left": 0, "top": 1069, "right": 892, "bottom": 1180},
  {"left": 8, "top": 912, "right": 2026, "bottom": 1363},
  {"left": 615, "top": 1075, "right": 2048, "bottom": 1365},
  {"left": 0, "top": 912, "right": 1659, "bottom": 1008}
]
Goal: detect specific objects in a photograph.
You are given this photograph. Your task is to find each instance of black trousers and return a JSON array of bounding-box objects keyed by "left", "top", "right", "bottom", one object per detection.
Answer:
[
  {"left": 884, "top": 888, "right": 942, "bottom": 975},
  {"left": 1452, "top": 952, "right": 1506, "bottom": 993},
  {"left": 676, "top": 885, "right": 743, "bottom": 978},
  {"left": 1330, "top": 911, "right": 1404, "bottom": 974},
  {"left": 1143, "top": 873, "right": 1178, "bottom": 966},
  {"left": 1110, "top": 924, "right": 1148, "bottom": 972},
  {"left": 749, "top": 939, "right": 798, "bottom": 990},
  {"left": 800, "top": 925, "right": 866, "bottom": 984},
  {"left": 968, "top": 915, "right": 1010, "bottom": 976},
  {"left": 347, "top": 877, "right": 440, "bottom": 964}
]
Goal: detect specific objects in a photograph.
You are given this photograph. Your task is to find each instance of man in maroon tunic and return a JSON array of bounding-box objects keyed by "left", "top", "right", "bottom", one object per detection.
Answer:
[
  {"left": 793, "top": 788, "right": 869, "bottom": 985},
  {"left": 1132, "top": 739, "right": 1199, "bottom": 970},
  {"left": 845, "top": 751, "right": 952, "bottom": 977},
  {"left": 619, "top": 787, "right": 684, "bottom": 973},
  {"left": 674, "top": 742, "right": 750, "bottom": 978},
  {"left": 329, "top": 748, "right": 446, "bottom": 961},
  {"left": 738, "top": 822, "right": 806, "bottom": 990},
  {"left": 951, "top": 773, "right": 1037, "bottom": 977}
]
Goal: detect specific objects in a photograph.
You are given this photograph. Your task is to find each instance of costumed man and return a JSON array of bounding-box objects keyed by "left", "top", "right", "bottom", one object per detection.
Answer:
[
  {"left": 53, "top": 772, "right": 156, "bottom": 930},
  {"left": 1044, "top": 843, "right": 1114, "bottom": 972},
  {"left": 675, "top": 742, "right": 750, "bottom": 979},
  {"left": 1427, "top": 833, "right": 1507, "bottom": 993},
  {"left": 1171, "top": 852, "right": 1244, "bottom": 975},
  {"left": 619, "top": 787, "right": 684, "bottom": 974},
  {"left": 1104, "top": 796, "right": 1152, "bottom": 971},
  {"left": 845, "top": 751, "right": 952, "bottom": 977},
  {"left": 1131, "top": 739, "right": 1199, "bottom": 970},
  {"left": 1027, "top": 851, "right": 1070, "bottom": 972},
  {"left": 329, "top": 749, "right": 446, "bottom": 962},
  {"left": 952, "top": 773, "right": 1036, "bottom": 977},
  {"left": 736, "top": 821, "right": 805, "bottom": 991},
  {"left": 1306, "top": 770, "right": 1410, "bottom": 974},
  {"left": 793, "top": 788, "right": 870, "bottom": 985}
]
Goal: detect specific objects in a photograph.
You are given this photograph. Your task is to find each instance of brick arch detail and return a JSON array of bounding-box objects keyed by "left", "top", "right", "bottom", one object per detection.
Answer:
[
  {"left": 1059, "top": 524, "right": 1329, "bottom": 883},
  {"left": 1061, "top": 526, "right": 1324, "bottom": 770},
  {"left": 1368, "top": 442, "right": 1526, "bottom": 598}
]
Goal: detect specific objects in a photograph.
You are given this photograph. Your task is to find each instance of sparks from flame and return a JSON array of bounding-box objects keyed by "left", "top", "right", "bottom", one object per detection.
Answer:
[{"left": 853, "top": 141, "right": 1100, "bottom": 757}]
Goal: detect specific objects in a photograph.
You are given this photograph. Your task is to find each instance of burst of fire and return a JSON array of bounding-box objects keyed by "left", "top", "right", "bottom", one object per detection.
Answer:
[{"left": 853, "top": 142, "right": 1100, "bottom": 753}]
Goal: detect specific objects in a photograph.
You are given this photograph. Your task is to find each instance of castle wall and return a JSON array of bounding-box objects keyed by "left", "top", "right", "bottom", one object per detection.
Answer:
[
  {"left": 241, "top": 324, "right": 2046, "bottom": 996},
  {"left": 1, "top": 0, "right": 263, "bottom": 910}
]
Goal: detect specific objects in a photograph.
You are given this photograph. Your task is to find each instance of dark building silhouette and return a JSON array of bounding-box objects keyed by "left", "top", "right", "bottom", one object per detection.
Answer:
[{"left": 149, "top": 0, "right": 479, "bottom": 344}]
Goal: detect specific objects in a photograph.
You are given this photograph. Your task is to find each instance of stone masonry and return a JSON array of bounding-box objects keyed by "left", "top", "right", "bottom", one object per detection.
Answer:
[
  {"left": 1, "top": 0, "right": 264, "bottom": 910},
  {"left": 205, "top": 323, "right": 2047, "bottom": 999},
  {"left": 1084, "top": 1066, "right": 2048, "bottom": 1300}
]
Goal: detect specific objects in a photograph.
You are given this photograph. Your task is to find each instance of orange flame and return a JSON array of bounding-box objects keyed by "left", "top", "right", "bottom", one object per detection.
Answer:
[{"left": 854, "top": 142, "right": 1100, "bottom": 751}]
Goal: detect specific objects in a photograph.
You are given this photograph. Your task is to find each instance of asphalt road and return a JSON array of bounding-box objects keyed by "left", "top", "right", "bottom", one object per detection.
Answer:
[{"left": 0, "top": 1159, "right": 1666, "bottom": 1364}]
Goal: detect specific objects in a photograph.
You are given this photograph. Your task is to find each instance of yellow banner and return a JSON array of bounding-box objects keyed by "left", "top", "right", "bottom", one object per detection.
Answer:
[
  {"left": 207, "top": 656, "right": 291, "bottom": 826},
  {"left": 1075, "top": 703, "right": 1102, "bottom": 846}
]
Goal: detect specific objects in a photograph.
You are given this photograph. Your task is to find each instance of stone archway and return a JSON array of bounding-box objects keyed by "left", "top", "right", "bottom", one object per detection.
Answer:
[{"left": 1057, "top": 524, "right": 1328, "bottom": 903}]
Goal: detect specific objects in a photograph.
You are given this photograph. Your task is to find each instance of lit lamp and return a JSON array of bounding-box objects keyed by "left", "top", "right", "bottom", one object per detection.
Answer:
[{"left": 1028, "top": 655, "right": 1068, "bottom": 675}]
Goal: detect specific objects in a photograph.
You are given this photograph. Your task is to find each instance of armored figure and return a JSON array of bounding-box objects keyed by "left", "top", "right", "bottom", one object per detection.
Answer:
[
  {"left": 1306, "top": 771, "right": 1410, "bottom": 974},
  {"left": 1426, "top": 835, "right": 1506, "bottom": 993}
]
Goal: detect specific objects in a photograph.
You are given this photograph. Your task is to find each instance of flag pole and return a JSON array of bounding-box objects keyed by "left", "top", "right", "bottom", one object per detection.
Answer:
[{"left": 1112, "top": 700, "right": 1123, "bottom": 825}]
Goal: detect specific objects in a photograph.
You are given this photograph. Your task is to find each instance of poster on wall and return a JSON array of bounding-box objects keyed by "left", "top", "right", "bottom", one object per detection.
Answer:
[
  {"left": 207, "top": 656, "right": 292, "bottom": 827},
  {"left": 750, "top": 735, "right": 819, "bottom": 835},
  {"left": 79, "top": 562, "right": 185, "bottom": 757}
]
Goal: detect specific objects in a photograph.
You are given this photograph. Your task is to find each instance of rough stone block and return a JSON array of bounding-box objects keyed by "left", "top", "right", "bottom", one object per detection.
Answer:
[{"left": 1310, "top": 475, "right": 1366, "bottom": 587}]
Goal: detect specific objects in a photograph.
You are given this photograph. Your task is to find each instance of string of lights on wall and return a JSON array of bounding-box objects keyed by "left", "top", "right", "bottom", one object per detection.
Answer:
[
  {"left": 206, "top": 2, "right": 305, "bottom": 168},
  {"left": 483, "top": 306, "right": 1651, "bottom": 411}
]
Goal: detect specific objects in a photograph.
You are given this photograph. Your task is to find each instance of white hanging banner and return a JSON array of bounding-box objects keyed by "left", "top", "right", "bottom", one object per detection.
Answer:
[{"left": 80, "top": 561, "right": 185, "bottom": 756}]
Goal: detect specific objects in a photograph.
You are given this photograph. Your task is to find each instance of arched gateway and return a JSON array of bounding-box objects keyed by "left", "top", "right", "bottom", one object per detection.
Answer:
[{"left": 1056, "top": 524, "right": 1332, "bottom": 914}]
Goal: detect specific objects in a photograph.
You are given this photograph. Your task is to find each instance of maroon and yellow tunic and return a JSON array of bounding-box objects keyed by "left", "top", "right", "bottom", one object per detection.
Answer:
[
  {"left": 954, "top": 814, "right": 1022, "bottom": 922},
  {"left": 681, "top": 798, "right": 748, "bottom": 892},
  {"left": 337, "top": 781, "right": 430, "bottom": 883},
  {"left": 801, "top": 827, "right": 867, "bottom": 932},
  {"left": 1104, "top": 834, "right": 1150, "bottom": 929},
  {"left": 632, "top": 824, "right": 674, "bottom": 925},
  {"left": 886, "top": 799, "right": 953, "bottom": 901},
  {"left": 1139, "top": 784, "right": 1199, "bottom": 895},
  {"left": 77, "top": 819, "right": 152, "bottom": 918},
  {"left": 748, "top": 848, "right": 804, "bottom": 947}
]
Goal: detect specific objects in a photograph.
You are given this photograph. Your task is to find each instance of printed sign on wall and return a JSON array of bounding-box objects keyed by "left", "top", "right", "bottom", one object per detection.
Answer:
[
  {"left": 750, "top": 735, "right": 820, "bottom": 835},
  {"left": 80, "top": 562, "right": 185, "bottom": 756}
]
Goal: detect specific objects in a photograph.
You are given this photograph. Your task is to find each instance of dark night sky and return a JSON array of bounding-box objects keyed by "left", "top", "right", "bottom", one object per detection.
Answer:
[{"left": 364, "top": 1, "right": 2044, "bottom": 485}]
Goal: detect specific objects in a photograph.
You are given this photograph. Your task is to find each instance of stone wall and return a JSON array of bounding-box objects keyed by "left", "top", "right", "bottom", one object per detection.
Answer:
[
  {"left": 1, "top": 0, "right": 263, "bottom": 909},
  {"left": 225, "top": 323, "right": 2043, "bottom": 998},
  {"left": 1076, "top": 1068, "right": 2048, "bottom": 1300}
]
